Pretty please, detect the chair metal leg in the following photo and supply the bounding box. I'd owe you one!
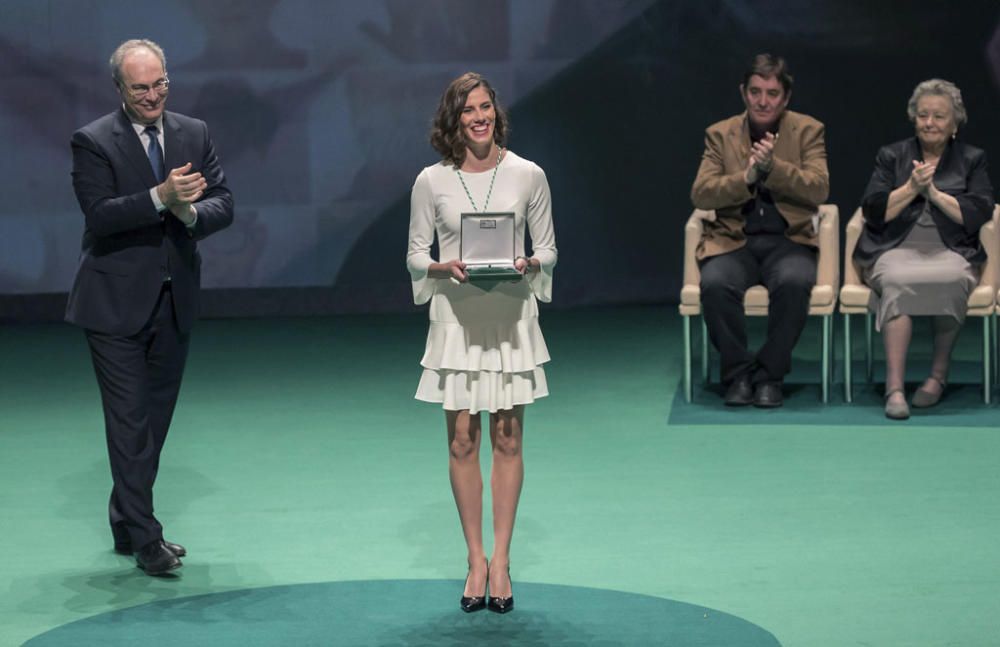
[992,313,998,385]
[844,313,853,403]
[829,314,836,387]
[821,315,830,403]
[865,311,874,383]
[984,316,992,405]
[700,316,709,384]
[683,315,693,403]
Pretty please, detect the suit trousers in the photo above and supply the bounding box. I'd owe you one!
[85,282,190,550]
[699,234,817,385]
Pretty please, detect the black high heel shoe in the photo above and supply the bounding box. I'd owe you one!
[487,563,514,614]
[460,559,488,613]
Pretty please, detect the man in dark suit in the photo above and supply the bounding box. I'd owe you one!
[66,39,233,575]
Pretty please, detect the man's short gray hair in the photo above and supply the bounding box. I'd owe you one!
[907,79,967,127]
[109,39,167,85]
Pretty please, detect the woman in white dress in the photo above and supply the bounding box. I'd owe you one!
[407,72,557,613]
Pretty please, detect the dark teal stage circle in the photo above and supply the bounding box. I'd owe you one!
[26,580,780,646]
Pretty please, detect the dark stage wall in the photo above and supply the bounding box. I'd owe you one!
[2,0,999,320]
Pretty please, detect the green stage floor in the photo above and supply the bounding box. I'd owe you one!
[1,307,998,646]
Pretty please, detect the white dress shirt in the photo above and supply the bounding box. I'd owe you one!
[126,111,197,228]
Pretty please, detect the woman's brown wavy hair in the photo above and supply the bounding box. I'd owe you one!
[430,72,509,168]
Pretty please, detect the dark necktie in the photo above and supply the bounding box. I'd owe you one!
[144,124,165,183]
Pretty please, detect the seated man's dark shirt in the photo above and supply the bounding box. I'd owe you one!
[742,128,787,236]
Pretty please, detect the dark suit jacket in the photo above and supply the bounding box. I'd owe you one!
[690,110,830,260]
[854,137,993,268]
[66,108,234,335]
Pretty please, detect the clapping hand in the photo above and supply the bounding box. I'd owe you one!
[744,132,778,184]
[908,160,936,195]
[157,162,206,224]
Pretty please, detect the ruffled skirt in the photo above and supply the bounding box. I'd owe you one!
[415,315,550,413]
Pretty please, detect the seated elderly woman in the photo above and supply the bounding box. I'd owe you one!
[854,79,994,420]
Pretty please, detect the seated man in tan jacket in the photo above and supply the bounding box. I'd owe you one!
[691,54,829,407]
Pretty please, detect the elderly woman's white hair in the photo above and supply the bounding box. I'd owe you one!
[906,79,967,127]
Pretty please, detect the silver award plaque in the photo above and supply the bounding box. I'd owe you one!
[460,212,521,283]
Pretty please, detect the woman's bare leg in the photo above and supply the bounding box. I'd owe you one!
[488,405,524,597]
[882,314,912,408]
[447,410,487,596]
[922,315,961,395]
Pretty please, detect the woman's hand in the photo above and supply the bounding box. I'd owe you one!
[514,256,536,274]
[430,259,468,282]
[908,160,936,195]
[445,259,469,282]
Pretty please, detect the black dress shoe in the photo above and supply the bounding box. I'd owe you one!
[753,382,783,408]
[724,374,754,406]
[115,538,186,557]
[460,559,488,613]
[487,565,514,614]
[135,540,182,575]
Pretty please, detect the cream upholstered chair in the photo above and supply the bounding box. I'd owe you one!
[679,204,840,403]
[839,206,998,404]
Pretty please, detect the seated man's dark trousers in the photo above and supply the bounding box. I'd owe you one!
[699,233,816,386]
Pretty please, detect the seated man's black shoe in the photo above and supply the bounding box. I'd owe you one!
[135,540,182,575]
[753,382,783,408]
[724,375,754,406]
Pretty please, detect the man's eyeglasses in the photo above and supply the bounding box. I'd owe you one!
[122,77,170,99]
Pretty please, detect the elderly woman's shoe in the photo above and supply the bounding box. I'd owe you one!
[884,389,909,420]
[460,560,487,612]
[912,377,945,408]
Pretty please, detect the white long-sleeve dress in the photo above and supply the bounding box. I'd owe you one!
[406,151,557,413]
